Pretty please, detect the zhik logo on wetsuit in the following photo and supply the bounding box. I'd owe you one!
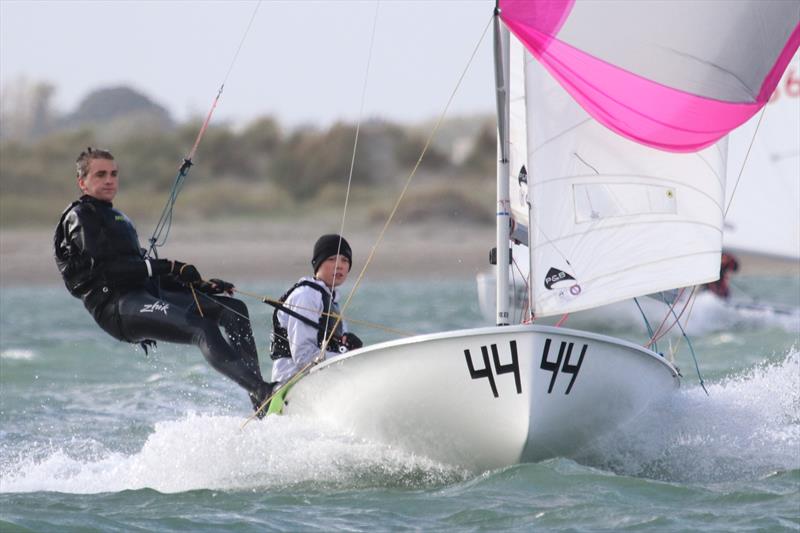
[140,301,169,315]
[544,267,575,290]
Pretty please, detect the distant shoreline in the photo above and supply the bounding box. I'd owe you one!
[3,219,796,288]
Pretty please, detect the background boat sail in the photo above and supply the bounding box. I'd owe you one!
[276,1,800,471]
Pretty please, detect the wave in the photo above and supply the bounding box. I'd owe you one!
[0,414,467,494]
[577,348,800,483]
[0,349,35,361]
[2,350,797,493]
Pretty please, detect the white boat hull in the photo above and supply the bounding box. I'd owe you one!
[282,325,679,471]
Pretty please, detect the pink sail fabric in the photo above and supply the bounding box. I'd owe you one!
[499,0,800,153]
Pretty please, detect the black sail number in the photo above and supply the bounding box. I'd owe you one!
[464,340,522,398]
[540,338,587,395]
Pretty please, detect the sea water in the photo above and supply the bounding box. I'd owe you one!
[1,279,798,531]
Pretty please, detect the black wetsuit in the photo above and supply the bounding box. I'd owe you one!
[54,195,271,405]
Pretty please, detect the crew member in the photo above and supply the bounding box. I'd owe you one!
[270,234,363,385]
[704,251,740,299]
[54,147,273,413]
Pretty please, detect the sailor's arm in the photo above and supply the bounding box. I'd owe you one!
[55,209,96,292]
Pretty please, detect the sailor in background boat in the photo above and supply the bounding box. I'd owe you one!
[270,234,363,384]
[54,147,274,415]
[703,252,740,300]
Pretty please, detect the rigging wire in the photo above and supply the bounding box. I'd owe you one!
[723,106,767,220]
[147,1,263,258]
[246,13,496,425]
[245,2,388,424]
[633,296,657,351]
[663,292,708,395]
[335,13,494,317]
[319,12,494,355]
[321,0,381,355]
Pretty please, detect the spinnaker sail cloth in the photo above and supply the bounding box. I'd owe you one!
[500,0,800,317]
[499,0,800,152]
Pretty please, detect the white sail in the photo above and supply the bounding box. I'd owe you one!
[507,35,727,318]
[724,52,800,262]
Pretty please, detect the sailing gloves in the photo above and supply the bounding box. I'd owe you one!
[340,332,363,351]
[145,258,234,293]
[199,278,235,295]
[173,261,202,284]
[146,259,202,284]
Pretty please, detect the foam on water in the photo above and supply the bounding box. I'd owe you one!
[0,414,466,494]
[579,347,800,483]
[567,291,800,337]
[0,349,36,361]
[681,293,800,336]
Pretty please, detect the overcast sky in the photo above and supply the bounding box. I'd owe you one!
[0,0,497,128]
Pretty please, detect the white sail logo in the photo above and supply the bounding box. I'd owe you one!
[140,301,169,315]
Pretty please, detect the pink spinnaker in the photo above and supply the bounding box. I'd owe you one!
[499,0,800,152]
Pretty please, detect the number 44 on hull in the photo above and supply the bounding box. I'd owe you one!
[282,325,680,471]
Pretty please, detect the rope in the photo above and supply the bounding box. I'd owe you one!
[633,296,656,351]
[245,14,495,425]
[323,1,381,351]
[645,287,698,348]
[189,284,205,317]
[663,288,699,358]
[333,13,493,327]
[663,291,708,395]
[724,106,767,219]
[233,287,412,337]
[147,1,262,258]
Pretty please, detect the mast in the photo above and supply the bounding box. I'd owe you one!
[493,8,511,326]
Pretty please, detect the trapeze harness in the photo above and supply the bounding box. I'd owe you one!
[269,280,344,360]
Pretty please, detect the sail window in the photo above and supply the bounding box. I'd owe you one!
[573,183,677,223]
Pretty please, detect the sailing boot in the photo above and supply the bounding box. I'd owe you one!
[249,381,275,419]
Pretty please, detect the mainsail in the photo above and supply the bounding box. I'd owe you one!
[498,0,800,317]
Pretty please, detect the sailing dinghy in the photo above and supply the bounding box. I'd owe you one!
[274,1,800,471]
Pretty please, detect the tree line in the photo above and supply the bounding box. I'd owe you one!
[0,84,497,227]
[1,116,497,227]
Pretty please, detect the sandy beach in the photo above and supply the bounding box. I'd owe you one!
[4,214,795,288]
[0,218,495,287]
